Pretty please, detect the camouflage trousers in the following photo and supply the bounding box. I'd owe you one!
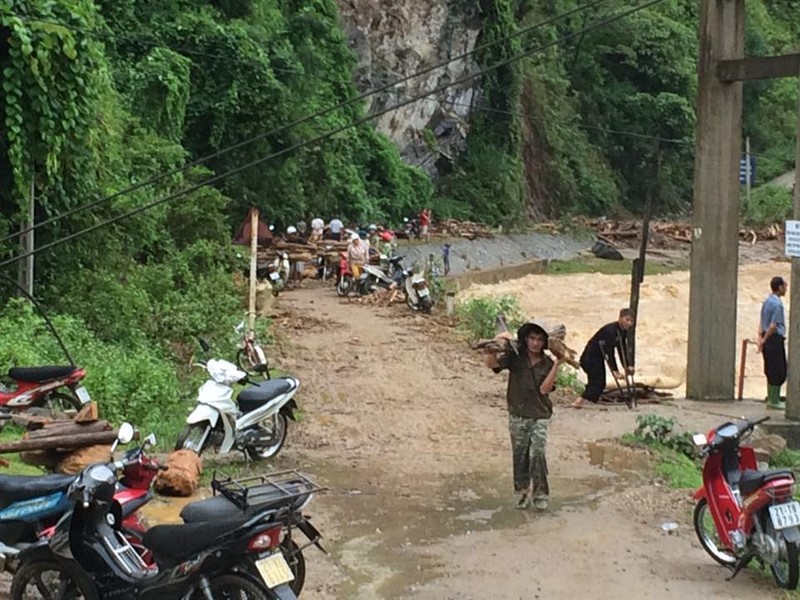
[508,415,549,498]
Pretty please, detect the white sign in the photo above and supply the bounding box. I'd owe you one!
[786,220,800,258]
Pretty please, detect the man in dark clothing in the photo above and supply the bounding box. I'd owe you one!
[486,323,561,510]
[571,308,635,408]
[758,276,787,409]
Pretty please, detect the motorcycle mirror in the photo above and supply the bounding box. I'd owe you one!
[198,337,211,353]
[692,433,708,447]
[144,433,157,448]
[117,423,135,445]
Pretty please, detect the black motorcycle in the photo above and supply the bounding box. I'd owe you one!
[10,424,320,600]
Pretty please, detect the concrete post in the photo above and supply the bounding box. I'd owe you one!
[786,74,800,421]
[687,0,745,401]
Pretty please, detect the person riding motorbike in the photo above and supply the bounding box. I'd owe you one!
[347,234,369,280]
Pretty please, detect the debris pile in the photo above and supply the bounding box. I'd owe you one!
[434,219,494,240]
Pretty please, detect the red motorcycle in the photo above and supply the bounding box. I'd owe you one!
[692,416,800,589]
[336,251,354,297]
[0,365,90,416]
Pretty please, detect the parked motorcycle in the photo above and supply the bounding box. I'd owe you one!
[0,365,91,417]
[235,321,270,379]
[384,256,433,313]
[0,431,161,572]
[10,425,301,600]
[267,251,290,297]
[692,416,800,589]
[175,340,299,460]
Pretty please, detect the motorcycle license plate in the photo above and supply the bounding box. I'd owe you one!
[269,272,280,281]
[75,386,91,405]
[769,501,800,530]
[255,553,295,589]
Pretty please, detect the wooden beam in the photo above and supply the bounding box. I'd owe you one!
[718,54,800,82]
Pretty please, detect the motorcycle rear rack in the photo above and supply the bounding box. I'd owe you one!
[211,469,326,511]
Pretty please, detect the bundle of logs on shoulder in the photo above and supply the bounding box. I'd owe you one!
[471,322,580,369]
[0,403,121,474]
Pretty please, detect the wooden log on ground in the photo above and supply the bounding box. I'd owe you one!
[25,420,112,440]
[11,414,52,430]
[20,450,64,471]
[58,445,112,474]
[0,429,119,454]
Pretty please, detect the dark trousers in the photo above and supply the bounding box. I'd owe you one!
[580,357,605,402]
[763,334,787,387]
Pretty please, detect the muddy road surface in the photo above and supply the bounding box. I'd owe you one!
[266,287,783,599]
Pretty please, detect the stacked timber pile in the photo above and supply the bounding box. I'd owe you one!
[582,218,783,249]
[434,219,494,240]
[0,403,119,474]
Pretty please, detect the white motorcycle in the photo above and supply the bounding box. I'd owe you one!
[176,341,299,460]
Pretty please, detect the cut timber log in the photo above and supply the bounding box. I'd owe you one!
[0,429,119,454]
[74,402,99,423]
[154,450,203,497]
[11,414,52,430]
[24,420,111,440]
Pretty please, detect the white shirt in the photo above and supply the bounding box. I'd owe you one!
[329,219,343,233]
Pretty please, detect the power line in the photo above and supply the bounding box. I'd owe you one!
[2,0,612,245]
[0,0,669,269]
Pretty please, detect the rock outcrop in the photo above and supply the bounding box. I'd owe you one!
[336,0,481,176]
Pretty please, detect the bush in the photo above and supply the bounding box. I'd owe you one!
[628,413,697,460]
[456,295,525,340]
[0,299,184,441]
[743,184,793,226]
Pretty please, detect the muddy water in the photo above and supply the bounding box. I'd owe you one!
[462,262,791,400]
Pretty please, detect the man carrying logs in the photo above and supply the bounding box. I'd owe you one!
[485,323,561,511]
[571,308,634,409]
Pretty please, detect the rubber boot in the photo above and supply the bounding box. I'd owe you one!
[767,385,785,410]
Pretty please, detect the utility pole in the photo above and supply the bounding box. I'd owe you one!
[17,179,34,297]
[687,0,745,401]
[786,73,800,421]
[628,138,660,366]
[248,208,260,332]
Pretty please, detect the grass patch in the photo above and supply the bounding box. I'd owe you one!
[0,424,48,476]
[546,257,680,276]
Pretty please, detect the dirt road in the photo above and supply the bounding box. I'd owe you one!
[269,286,784,599]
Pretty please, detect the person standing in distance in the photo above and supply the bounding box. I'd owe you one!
[758,276,788,410]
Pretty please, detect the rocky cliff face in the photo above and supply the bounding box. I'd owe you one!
[335,0,482,177]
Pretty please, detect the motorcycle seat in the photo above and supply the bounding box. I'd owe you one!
[739,469,795,496]
[0,474,75,506]
[143,514,259,568]
[180,480,312,523]
[237,378,295,413]
[8,366,79,383]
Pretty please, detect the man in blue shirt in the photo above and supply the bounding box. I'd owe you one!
[758,276,788,409]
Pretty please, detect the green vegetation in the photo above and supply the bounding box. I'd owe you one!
[455,295,525,341]
[545,257,682,276]
[621,413,701,489]
[0,424,45,475]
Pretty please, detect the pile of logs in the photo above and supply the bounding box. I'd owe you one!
[434,219,494,240]
[583,218,784,249]
[0,403,119,474]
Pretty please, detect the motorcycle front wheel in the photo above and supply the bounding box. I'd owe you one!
[246,413,288,460]
[336,275,352,297]
[763,509,800,589]
[693,498,737,566]
[11,559,99,600]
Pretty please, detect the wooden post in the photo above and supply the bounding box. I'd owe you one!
[248,208,260,332]
[18,177,34,297]
[786,72,800,421]
[737,338,749,401]
[687,0,745,401]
